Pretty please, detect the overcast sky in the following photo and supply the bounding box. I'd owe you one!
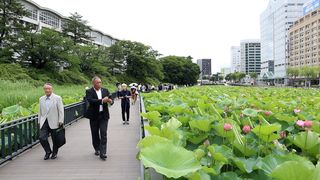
[33,0,269,73]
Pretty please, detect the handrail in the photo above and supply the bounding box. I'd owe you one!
[0,101,86,165]
[139,95,146,180]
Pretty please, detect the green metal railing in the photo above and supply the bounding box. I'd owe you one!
[0,101,86,165]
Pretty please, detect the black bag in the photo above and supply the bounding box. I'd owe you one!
[53,127,66,148]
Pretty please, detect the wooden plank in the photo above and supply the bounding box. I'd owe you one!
[0,99,141,180]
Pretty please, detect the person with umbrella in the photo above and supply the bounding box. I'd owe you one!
[119,84,131,125]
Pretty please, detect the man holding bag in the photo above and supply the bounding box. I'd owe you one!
[38,83,65,160]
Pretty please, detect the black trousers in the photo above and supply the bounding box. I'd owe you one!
[121,102,130,121]
[39,120,58,154]
[89,113,109,155]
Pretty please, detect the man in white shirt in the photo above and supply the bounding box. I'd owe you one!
[85,76,113,160]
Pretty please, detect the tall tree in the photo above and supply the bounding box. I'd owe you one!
[0,0,29,46]
[107,42,125,75]
[14,29,79,70]
[62,12,91,45]
[249,72,258,85]
[286,67,300,86]
[160,56,200,85]
[300,66,317,88]
[75,44,110,77]
[111,40,163,83]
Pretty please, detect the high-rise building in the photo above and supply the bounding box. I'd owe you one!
[240,40,261,75]
[18,0,118,47]
[230,46,241,73]
[289,2,320,68]
[260,0,308,82]
[197,59,212,77]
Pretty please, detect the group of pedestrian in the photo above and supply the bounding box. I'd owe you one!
[116,82,139,125]
[38,77,135,162]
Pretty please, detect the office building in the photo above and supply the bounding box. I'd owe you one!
[289,1,320,68]
[197,59,212,77]
[260,0,308,82]
[19,0,118,47]
[230,46,241,73]
[240,40,261,75]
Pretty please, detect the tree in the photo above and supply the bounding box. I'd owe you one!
[315,66,320,87]
[0,0,29,47]
[286,67,300,86]
[14,28,79,71]
[249,72,258,85]
[107,42,125,75]
[75,44,110,77]
[160,56,200,85]
[225,73,232,81]
[62,12,91,45]
[300,66,317,88]
[110,40,163,83]
[239,73,246,81]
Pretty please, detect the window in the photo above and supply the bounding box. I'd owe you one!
[40,11,60,29]
[27,8,37,20]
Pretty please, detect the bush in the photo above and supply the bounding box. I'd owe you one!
[0,63,35,82]
[55,70,88,85]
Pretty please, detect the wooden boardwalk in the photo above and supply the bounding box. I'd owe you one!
[0,99,141,180]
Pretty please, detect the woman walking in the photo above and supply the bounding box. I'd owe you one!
[130,86,139,105]
[119,84,131,125]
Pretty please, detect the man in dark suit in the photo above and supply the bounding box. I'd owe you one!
[85,76,113,160]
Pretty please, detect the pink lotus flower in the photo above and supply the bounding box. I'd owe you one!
[224,123,232,131]
[296,120,305,127]
[294,109,301,114]
[304,120,313,128]
[242,125,251,134]
[264,111,272,116]
[280,131,287,139]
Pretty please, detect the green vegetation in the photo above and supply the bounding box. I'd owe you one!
[287,66,320,87]
[139,86,320,179]
[0,0,200,87]
[0,79,116,123]
[0,0,200,123]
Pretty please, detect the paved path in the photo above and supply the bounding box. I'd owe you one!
[0,99,141,180]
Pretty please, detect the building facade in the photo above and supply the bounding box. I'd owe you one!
[240,40,261,75]
[19,0,118,47]
[230,46,241,73]
[288,5,320,68]
[260,0,308,82]
[197,59,212,77]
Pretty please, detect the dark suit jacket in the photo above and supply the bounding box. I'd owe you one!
[85,87,112,120]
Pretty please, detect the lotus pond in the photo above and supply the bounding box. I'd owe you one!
[138,86,320,180]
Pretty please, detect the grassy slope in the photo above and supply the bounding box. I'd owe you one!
[0,80,117,112]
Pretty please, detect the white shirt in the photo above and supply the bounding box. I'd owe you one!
[95,88,103,112]
[45,95,52,112]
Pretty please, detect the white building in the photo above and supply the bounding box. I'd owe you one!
[240,40,261,75]
[260,0,308,83]
[19,0,118,47]
[230,46,241,73]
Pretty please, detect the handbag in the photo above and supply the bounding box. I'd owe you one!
[53,127,66,148]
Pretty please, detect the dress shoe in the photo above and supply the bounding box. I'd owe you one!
[94,150,100,156]
[100,154,107,160]
[44,152,52,160]
[51,153,58,159]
